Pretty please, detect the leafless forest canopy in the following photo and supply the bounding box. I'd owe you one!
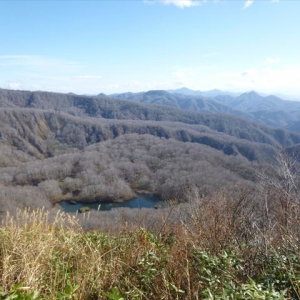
[0,88,299,227]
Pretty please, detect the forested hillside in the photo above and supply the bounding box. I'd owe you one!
[0,88,299,223]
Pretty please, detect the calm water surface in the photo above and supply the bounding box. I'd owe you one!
[58,194,163,213]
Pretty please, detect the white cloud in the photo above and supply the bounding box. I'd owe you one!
[145,0,200,8]
[0,55,80,81]
[0,55,92,93]
[122,80,142,88]
[0,55,77,68]
[75,75,103,80]
[242,0,277,10]
[240,69,258,78]
[243,0,253,9]
[171,69,192,86]
[8,81,21,89]
[266,57,280,64]
[172,71,186,79]
[174,79,190,87]
[218,66,300,96]
[0,55,31,60]
[260,67,300,92]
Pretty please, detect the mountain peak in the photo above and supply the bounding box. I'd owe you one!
[168,87,240,98]
[244,90,260,96]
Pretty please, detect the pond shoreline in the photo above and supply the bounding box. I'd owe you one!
[57,193,163,213]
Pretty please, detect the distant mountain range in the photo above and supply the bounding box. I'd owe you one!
[165,87,298,101]
[109,88,300,131]
[166,87,241,98]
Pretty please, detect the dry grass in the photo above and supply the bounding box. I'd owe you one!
[0,180,300,299]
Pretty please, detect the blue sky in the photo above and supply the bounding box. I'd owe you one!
[0,0,299,97]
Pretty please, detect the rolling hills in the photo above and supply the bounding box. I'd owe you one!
[0,87,299,221]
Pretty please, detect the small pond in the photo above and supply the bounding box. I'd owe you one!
[58,193,163,213]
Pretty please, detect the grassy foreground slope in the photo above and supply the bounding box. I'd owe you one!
[1,155,300,300]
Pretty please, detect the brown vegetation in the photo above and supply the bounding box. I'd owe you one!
[0,154,299,299]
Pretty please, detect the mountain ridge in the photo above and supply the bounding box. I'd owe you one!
[110,88,300,131]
